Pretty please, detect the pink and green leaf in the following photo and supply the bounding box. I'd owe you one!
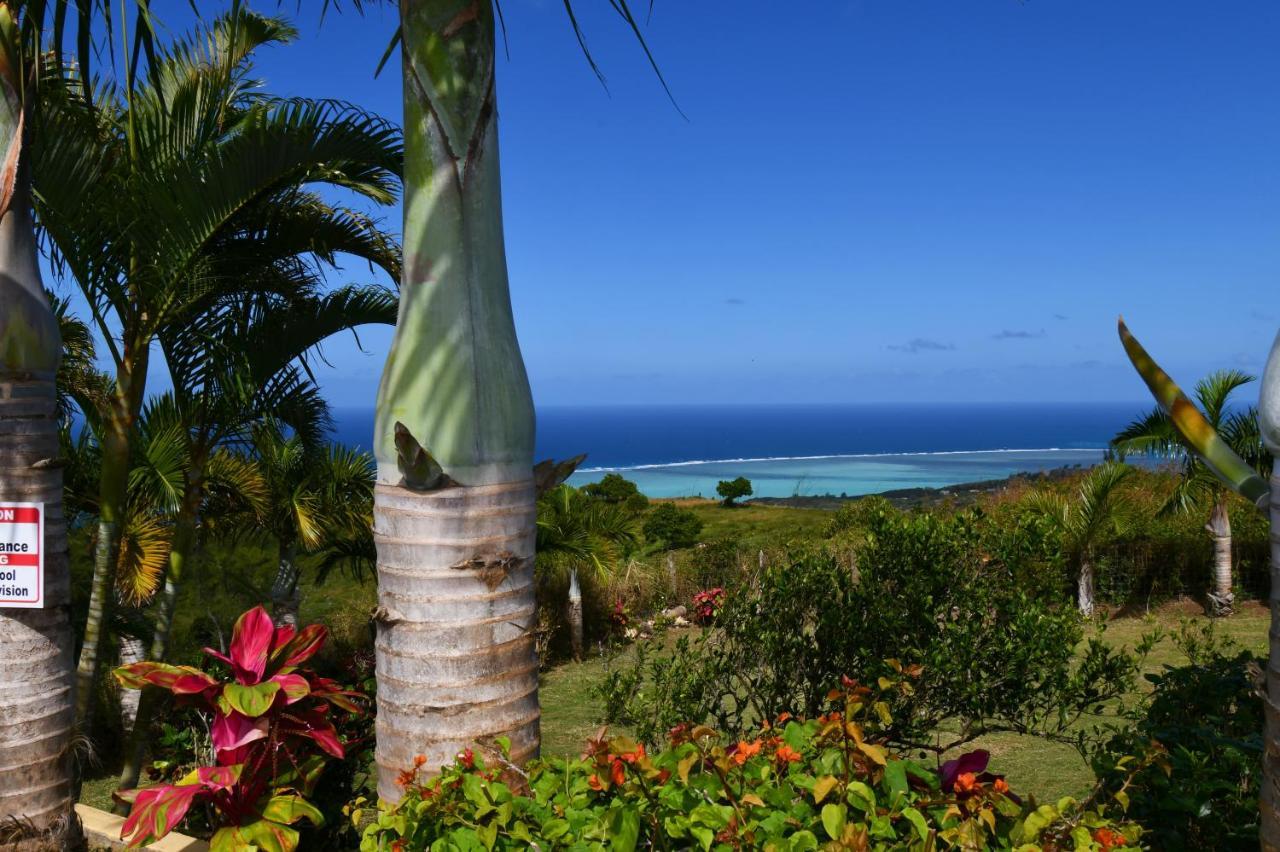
[220,605,277,684]
[121,766,242,847]
[114,661,218,695]
[211,710,268,754]
[269,623,328,670]
[269,672,311,704]
[1118,317,1270,510]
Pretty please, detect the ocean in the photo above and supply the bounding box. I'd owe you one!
[330,403,1143,499]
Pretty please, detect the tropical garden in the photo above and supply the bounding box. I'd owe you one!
[0,2,1277,851]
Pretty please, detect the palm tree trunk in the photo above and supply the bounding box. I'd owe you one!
[270,542,300,629]
[372,2,537,801]
[0,178,75,840]
[1263,471,1280,849]
[116,632,145,737]
[1205,498,1234,616]
[567,568,584,661]
[1077,558,1095,616]
[74,361,145,730]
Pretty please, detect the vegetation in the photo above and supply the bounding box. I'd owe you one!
[583,473,651,513]
[643,502,704,550]
[358,677,1143,851]
[716,476,754,507]
[1112,369,1272,615]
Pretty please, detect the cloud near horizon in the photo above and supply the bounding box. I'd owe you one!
[992,329,1047,340]
[888,338,956,353]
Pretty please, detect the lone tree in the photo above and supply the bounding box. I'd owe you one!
[582,472,649,513]
[643,502,703,550]
[717,476,753,507]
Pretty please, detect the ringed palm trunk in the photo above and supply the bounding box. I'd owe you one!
[371,1,537,800]
[1077,557,1095,617]
[0,177,75,841]
[567,568,584,661]
[74,358,146,729]
[1205,497,1234,616]
[269,541,301,630]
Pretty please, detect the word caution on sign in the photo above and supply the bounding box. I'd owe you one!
[0,503,43,609]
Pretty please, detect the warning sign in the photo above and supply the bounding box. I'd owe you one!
[0,503,43,608]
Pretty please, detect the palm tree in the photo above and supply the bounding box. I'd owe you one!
[536,484,639,660]
[238,422,376,630]
[1025,462,1133,616]
[1117,319,1276,847]
[32,7,402,730]
[366,0,672,796]
[1111,371,1270,615]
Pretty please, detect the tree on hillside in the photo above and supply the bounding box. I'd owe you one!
[536,484,638,660]
[1025,462,1132,616]
[33,7,402,731]
[643,502,704,550]
[717,476,753,507]
[1111,370,1270,616]
[582,472,649,513]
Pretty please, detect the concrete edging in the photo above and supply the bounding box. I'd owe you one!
[75,804,209,851]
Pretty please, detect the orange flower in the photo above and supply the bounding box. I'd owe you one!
[731,739,762,766]
[1093,828,1127,849]
[610,758,626,785]
[775,745,803,764]
[656,769,672,785]
[588,773,604,791]
[992,777,1009,795]
[775,712,793,724]
[414,754,428,768]
[396,768,416,788]
[953,772,980,795]
[620,744,646,765]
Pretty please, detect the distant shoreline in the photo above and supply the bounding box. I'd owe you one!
[748,464,1098,510]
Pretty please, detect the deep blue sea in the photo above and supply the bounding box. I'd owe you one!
[331,403,1143,499]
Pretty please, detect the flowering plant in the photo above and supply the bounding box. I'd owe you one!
[691,586,724,624]
[113,606,363,850]
[358,675,1143,850]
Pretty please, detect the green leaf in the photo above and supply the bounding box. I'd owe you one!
[260,794,324,827]
[211,820,300,852]
[608,807,641,852]
[1118,317,1269,509]
[902,807,930,842]
[821,803,847,840]
[220,681,281,718]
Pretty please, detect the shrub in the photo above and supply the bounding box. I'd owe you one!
[113,606,365,850]
[356,678,1142,850]
[582,473,650,513]
[1092,622,1262,850]
[643,502,703,550]
[716,476,753,507]
[601,509,1151,752]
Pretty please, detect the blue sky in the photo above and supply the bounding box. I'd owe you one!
[53,0,1280,407]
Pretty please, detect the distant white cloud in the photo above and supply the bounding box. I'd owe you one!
[888,338,956,353]
[992,329,1046,340]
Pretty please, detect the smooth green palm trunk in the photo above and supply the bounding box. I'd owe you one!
[372,0,538,799]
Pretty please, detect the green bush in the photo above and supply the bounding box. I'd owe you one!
[356,678,1142,851]
[583,473,651,514]
[716,476,753,507]
[644,502,704,550]
[1092,622,1262,850]
[601,508,1150,753]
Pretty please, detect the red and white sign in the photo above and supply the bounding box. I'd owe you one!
[0,503,43,608]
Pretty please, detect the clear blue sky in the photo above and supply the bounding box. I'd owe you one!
[54,0,1280,407]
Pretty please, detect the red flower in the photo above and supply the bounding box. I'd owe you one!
[610,758,626,786]
[1093,828,1127,849]
[992,777,1009,795]
[458,748,475,769]
[953,772,980,795]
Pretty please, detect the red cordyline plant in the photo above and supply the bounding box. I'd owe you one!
[692,587,725,625]
[113,606,363,850]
